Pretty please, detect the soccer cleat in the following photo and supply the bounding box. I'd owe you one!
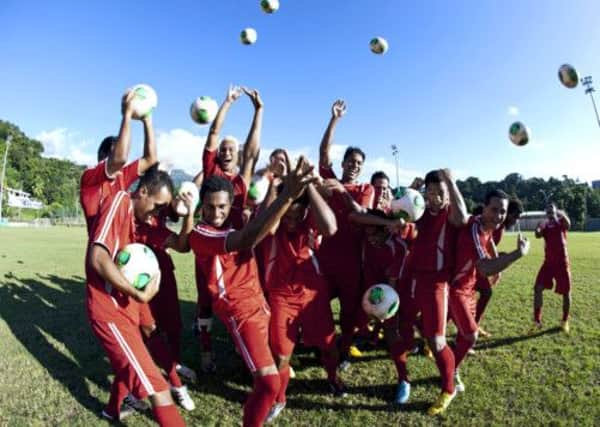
[467,348,476,356]
[200,352,217,373]
[478,327,491,338]
[423,342,434,359]
[329,378,348,398]
[123,393,150,412]
[454,371,465,393]
[394,380,411,404]
[176,363,197,383]
[560,320,570,334]
[264,401,286,423]
[337,358,351,373]
[528,321,543,335]
[427,391,457,416]
[348,345,364,358]
[101,406,135,422]
[171,385,196,411]
[288,365,296,379]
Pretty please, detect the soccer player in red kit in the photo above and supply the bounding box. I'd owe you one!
[449,190,530,395]
[258,177,346,423]
[406,169,469,416]
[371,171,393,213]
[188,158,316,427]
[318,99,374,363]
[474,199,523,337]
[80,91,157,234]
[531,203,572,334]
[86,168,186,426]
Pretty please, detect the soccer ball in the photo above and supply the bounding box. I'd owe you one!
[362,284,400,321]
[260,0,279,13]
[241,28,258,45]
[390,188,425,222]
[174,181,200,216]
[116,243,160,290]
[190,96,219,125]
[508,121,529,146]
[248,174,270,204]
[558,64,579,89]
[126,84,158,119]
[370,37,388,55]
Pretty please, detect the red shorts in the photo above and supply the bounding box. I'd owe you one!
[139,302,156,328]
[268,292,335,356]
[217,303,274,373]
[448,290,478,336]
[414,272,449,338]
[90,318,169,399]
[149,270,182,333]
[535,263,571,295]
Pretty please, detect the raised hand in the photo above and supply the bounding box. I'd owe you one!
[517,233,530,256]
[283,156,318,200]
[410,177,425,190]
[331,99,346,119]
[440,168,454,183]
[121,90,136,118]
[226,84,243,103]
[242,87,264,110]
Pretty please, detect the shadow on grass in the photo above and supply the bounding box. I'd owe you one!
[475,327,561,351]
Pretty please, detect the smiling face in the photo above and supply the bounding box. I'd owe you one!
[201,190,232,228]
[482,197,508,231]
[133,185,173,223]
[218,138,239,173]
[425,181,448,213]
[341,151,364,183]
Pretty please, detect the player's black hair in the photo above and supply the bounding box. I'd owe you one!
[343,146,366,162]
[97,136,118,162]
[484,189,509,205]
[136,165,174,196]
[276,182,309,207]
[508,198,524,217]
[472,205,484,216]
[200,175,234,203]
[424,170,443,187]
[370,171,390,185]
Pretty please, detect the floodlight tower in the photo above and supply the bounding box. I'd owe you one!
[0,134,12,223]
[581,76,600,128]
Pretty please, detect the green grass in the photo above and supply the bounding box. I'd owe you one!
[0,227,599,426]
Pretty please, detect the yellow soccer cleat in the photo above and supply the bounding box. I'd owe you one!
[348,345,364,358]
[560,320,570,334]
[478,326,491,338]
[423,341,434,359]
[528,321,543,335]
[427,391,457,416]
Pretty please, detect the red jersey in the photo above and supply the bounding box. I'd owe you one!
[540,218,569,265]
[80,159,140,233]
[202,149,248,229]
[85,190,139,324]
[135,215,176,272]
[492,223,505,245]
[362,234,409,288]
[259,217,326,302]
[407,206,459,279]
[452,216,494,294]
[189,222,265,317]
[318,165,375,267]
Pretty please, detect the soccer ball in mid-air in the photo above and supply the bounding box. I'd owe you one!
[190,96,219,125]
[116,243,160,290]
[260,0,279,13]
[248,174,270,204]
[241,28,258,45]
[174,181,200,216]
[126,84,158,119]
[558,64,579,89]
[390,188,425,222]
[370,37,388,55]
[362,284,400,321]
[509,121,529,146]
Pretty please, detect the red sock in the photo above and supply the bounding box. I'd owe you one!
[104,378,128,418]
[434,345,455,394]
[453,335,473,369]
[389,341,409,382]
[145,334,182,388]
[276,366,290,403]
[534,307,542,323]
[152,404,185,427]
[475,293,491,324]
[243,374,280,427]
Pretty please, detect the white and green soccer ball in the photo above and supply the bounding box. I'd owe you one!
[508,121,529,146]
[558,64,579,89]
[362,284,400,321]
[116,243,160,290]
[370,37,388,55]
[260,0,279,13]
[241,28,258,45]
[248,174,270,204]
[175,181,200,216]
[190,96,219,125]
[126,84,158,119]
[390,188,425,222]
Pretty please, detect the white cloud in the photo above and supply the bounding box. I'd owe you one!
[35,128,95,166]
[507,106,519,116]
[156,128,205,175]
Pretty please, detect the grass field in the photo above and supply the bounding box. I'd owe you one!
[0,227,599,426]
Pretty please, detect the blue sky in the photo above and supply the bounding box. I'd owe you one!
[1,0,599,184]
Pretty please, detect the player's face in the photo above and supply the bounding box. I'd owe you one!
[365,225,388,247]
[202,191,232,228]
[483,197,508,230]
[134,185,173,223]
[372,177,389,191]
[341,153,364,182]
[546,204,557,219]
[281,203,307,233]
[218,140,239,173]
[269,152,288,177]
[425,182,448,212]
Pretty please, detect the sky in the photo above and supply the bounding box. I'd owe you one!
[1,0,599,185]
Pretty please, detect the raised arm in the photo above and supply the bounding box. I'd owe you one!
[205,85,243,152]
[476,234,530,277]
[107,91,135,176]
[307,183,337,238]
[319,100,346,169]
[441,168,469,227]
[558,210,571,230]
[240,88,264,185]
[137,114,158,174]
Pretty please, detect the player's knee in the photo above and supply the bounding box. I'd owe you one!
[432,335,447,353]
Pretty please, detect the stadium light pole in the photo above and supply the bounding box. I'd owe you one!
[0,134,12,224]
[581,76,600,128]
[391,144,400,187]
